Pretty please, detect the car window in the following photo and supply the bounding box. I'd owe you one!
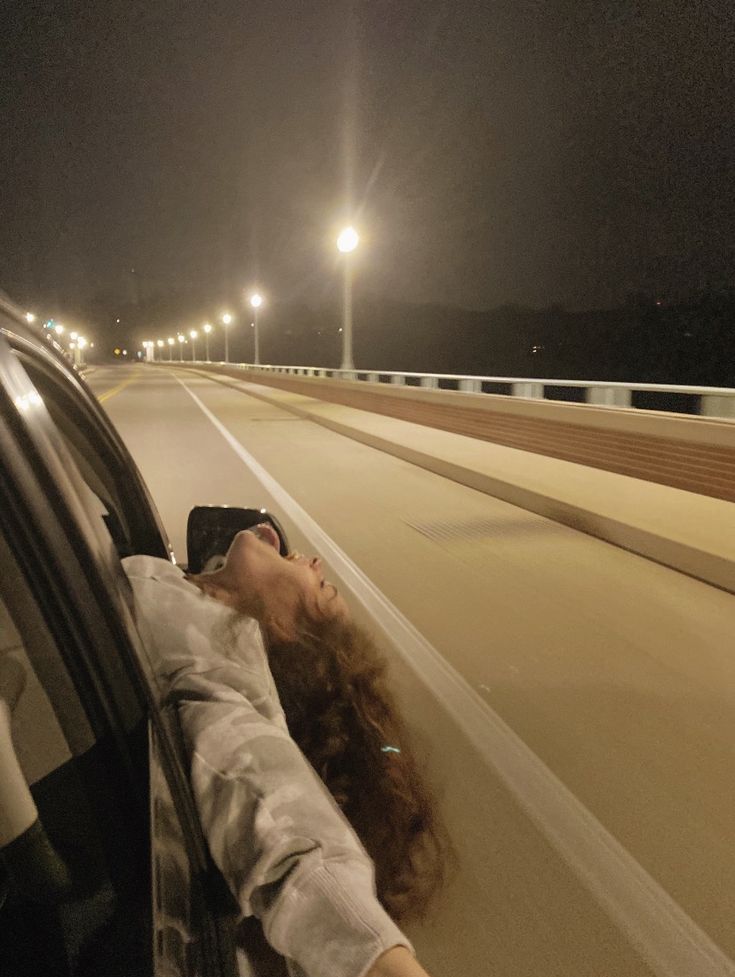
[0,568,78,788]
[11,339,169,561]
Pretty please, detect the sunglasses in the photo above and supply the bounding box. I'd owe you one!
[185,505,290,573]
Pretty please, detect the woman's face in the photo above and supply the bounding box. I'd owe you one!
[210,525,350,639]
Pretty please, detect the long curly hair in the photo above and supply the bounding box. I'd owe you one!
[264,614,451,923]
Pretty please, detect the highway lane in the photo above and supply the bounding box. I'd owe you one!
[90,364,735,977]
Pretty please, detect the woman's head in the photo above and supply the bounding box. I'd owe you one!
[189,525,350,640]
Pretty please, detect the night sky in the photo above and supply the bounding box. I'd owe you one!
[2,0,733,331]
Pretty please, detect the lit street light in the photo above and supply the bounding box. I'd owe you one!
[249,293,263,365]
[336,226,359,371]
[25,312,36,324]
[189,329,198,361]
[203,322,212,361]
[177,334,185,361]
[221,312,233,363]
[167,337,175,361]
[157,339,164,362]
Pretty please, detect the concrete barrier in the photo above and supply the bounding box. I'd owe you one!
[174,364,735,505]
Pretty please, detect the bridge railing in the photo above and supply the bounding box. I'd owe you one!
[218,363,735,419]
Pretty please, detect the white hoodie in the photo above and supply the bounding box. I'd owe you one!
[123,555,411,977]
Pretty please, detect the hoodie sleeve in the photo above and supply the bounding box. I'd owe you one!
[123,557,412,977]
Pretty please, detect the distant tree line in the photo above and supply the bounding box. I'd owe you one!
[101,287,733,389]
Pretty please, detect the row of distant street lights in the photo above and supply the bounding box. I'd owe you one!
[142,225,360,370]
[24,312,94,365]
[142,294,261,365]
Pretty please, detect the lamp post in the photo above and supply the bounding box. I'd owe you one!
[249,293,263,365]
[336,226,359,371]
[203,323,212,361]
[221,312,233,362]
[157,339,164,362]
[167,337,175,361]
[189,329,198,361]
[177,334,185,361]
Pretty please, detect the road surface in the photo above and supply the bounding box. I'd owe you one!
[89,364,735,977]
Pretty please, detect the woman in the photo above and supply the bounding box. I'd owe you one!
[123,523,449,977]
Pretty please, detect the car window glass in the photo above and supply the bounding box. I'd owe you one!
[0,603,71,787]
[13,349,136,557]
[0,534,95,764]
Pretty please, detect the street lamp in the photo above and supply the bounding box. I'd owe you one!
[189,329,198,361]
[157,339,164,362]
[167,337,175,361]
[336,226,359,371]
[25,312,36,324]
[221,312,233,363]
[203,323,212,361]
[249,293,263,365]
[177,334,185,361]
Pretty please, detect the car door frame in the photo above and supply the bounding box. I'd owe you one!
[0,307,238,976]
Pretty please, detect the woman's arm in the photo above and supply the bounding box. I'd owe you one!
[171,667,414,977]
[365,946,429,977]
[367,947,433,977]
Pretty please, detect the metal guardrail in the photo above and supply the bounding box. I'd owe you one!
[203,362,735,419]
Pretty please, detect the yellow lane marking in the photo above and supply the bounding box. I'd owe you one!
[97,374,143,403]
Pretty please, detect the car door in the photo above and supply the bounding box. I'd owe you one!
[0,307,239,976]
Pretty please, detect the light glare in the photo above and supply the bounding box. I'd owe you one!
[337,226,359,253]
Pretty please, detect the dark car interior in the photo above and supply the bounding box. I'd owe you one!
[0,531,151,977]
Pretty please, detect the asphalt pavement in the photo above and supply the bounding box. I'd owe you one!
[89,365,735,977]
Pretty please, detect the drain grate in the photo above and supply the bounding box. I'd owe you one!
[405,514,567,543]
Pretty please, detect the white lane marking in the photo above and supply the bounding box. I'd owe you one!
[179,375,735,977]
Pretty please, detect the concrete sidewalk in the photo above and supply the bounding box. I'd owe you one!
[191,367,735,594]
